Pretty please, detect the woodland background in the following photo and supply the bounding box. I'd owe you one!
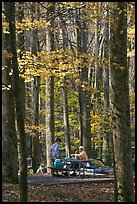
[2,2,135,202]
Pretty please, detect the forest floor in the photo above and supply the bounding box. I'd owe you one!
[2,173,135,202]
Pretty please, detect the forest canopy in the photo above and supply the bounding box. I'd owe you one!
[2,2,135,202]
[2,1,135,160]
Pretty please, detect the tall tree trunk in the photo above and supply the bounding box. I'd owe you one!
[60,15,71,158]
[78,8,92,158]
[8,2,28,201]
[46,76,54,172]
[76,8,83,146]
[78,91,83,146]
[62,76,71,157]
[2,3,18,184]
[103,8,109,110]
[30,2,41,173]
[102,7,112,166]
[94,3,103,159]
[45,2,55,173]
[32,76,41,172]
[110,2,134,202]
[95,3,102,105]
[17,1,27,172]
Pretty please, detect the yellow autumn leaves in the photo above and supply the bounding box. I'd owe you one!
[18,49,92,81]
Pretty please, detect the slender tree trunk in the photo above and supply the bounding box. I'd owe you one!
[103,8,109,110]
[94,4,103,159]
[46,76,54,172]
[30,2,41,173]
[17,1,27,173]
[78,90,83,146]
[76,8,83,146]
[25,80,34,159]
[110,2,134,202]
[8,2,28,201]
[2,3,18,184]
[32,76,41,172]
[60,16,71,158]
[95,4,102,105]
[62,76,71,157]
[102,8,112,166]
[79,8,92,158]
[45,2,55,173]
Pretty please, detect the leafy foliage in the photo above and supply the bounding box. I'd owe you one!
[2,1,135,168]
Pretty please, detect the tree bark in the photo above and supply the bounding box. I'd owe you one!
[95,3,102,105]
[76,8,83,146]
[102,7,112,166]
[8,2,28,201]
[77,7,92,158]
[45,2,55,173]
[94,5,101,159]
[32,76,41,172]
[110,2,134,202]
[2,2,18,184]
[60,14,71,158]
[62,76,71,157]
[46,76,54,172]
[30,2,41,173]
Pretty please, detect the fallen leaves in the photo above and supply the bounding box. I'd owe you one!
[2,181,114,202]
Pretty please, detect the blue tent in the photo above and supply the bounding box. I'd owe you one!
[86,159,113,174]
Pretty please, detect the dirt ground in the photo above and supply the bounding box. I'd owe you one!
[2,173,135,202]
[2,181,114,202]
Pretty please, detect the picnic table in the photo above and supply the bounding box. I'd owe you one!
[48,158,96,178]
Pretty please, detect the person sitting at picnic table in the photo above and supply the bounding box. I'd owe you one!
[71,146,88,160]
[70,146,88,176]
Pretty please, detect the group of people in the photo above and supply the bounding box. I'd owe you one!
[50,137,88,162]
[50,137,88,176]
